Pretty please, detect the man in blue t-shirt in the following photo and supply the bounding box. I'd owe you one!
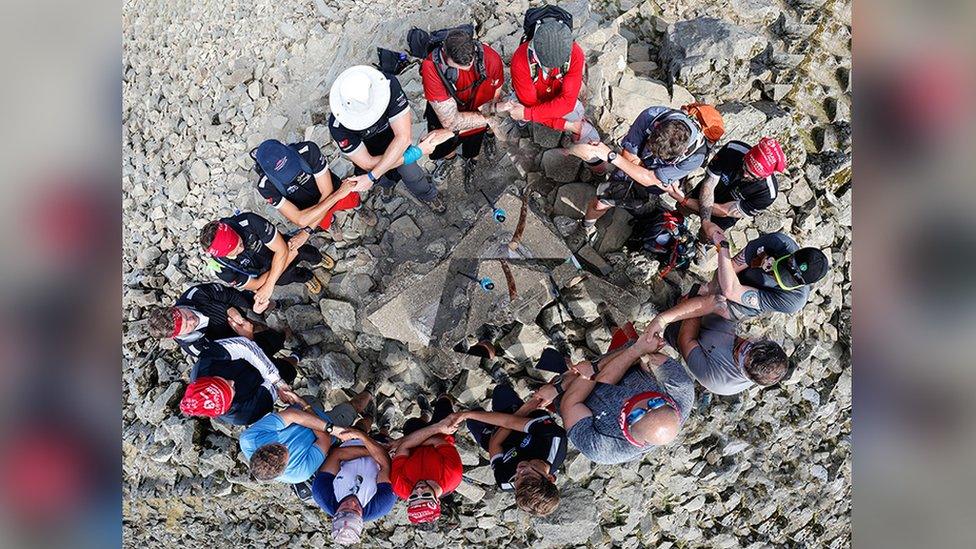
[566,106,708,241]
[311,429,396,545]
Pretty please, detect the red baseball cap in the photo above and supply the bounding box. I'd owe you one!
[207,223,241,257]
[743,137,787,178]
[180,377,233,417]
[407,497,441,524]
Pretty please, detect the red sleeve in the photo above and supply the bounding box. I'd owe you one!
[524,43,585,129]
[421,57,450,103]
[435,444,463,494]
[390,455,413,500]
[510,42,537,107]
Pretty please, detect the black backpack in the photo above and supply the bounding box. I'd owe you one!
[627,209,698,276]
[521,5,574,79]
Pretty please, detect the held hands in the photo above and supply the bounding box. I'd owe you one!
[504,102,526,121]
[634,326,666,355]
[568,141,611,162]
[344,173,374,194]
[334,427,365,442]
[440,412,468,434]
[532,384,558,407]
[288,229,310,251]
[700,220,726,245]
[227,308,255,338]
[252,286,273,314]
[570,360,596,381]
[418,128,455,155]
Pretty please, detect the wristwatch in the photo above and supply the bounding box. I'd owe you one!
[302,226,314,234]
[606,150,618,162]
[325,422,334,434]
[717,240,730,250]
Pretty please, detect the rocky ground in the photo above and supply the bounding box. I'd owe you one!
[122,0,852,547]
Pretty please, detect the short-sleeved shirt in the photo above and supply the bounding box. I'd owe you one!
[256,141,339,210]
[682,315,753,396]
[490,411,567,491]
[312,471,396,521]
[566,361,694,465]
[239,412,324,484]
[730,233,811,320]
[422,44,504,137]
[173,283,254,358]
[390,439,463,499]
[616,107,707,186]
[209,212,279,287]
[191,356,273,425]
[328,74,410,157]
[692,140,779,230]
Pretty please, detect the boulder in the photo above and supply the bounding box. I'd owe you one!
[533,486,600,547]
[319,298,357,331]
[661,17,768,102]
[542,149,582,183]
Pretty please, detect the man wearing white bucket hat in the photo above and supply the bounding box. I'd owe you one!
[329,65,447,213]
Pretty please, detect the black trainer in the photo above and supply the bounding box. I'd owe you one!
[292,479,314,504]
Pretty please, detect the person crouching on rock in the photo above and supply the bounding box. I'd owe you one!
[177,338,305,426]
[444,368,567,516]
[240,389,374,502]
[328,65,451,214]
[200,211,330,310]
[252,138,372,241]
[498,8,600,152]
[421,29,505,189]
[553,326,695,465]
[567,106,708,242]
[643,229,831,335]
[146,282,287,360]
[311,427,396,545]
[387,393,463,525]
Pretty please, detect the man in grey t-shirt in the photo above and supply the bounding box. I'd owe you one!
[664,313,790,395]
[556,327,695,465]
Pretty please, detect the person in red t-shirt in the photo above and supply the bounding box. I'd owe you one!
[388,394,463,525]
[421,31,505,188]
[499,19,600,150]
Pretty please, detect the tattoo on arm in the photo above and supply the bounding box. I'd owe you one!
[742,289,760,309]
[699,175,718,222]
[430,100,488,132]
[732,250,747,266]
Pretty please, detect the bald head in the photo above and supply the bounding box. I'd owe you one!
[629,407,681,445]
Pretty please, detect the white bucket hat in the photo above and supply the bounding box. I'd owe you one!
[329,65,391,131]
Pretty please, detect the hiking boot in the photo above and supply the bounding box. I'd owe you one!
[416,394,433,419]
[483,134,497,160]
[304,277,323,296]
[316,254,336,271]
[430,156,457,184]
[488,362,512,385]
[581,222,598,243]
[379,183,396,202]
[292,479,314,504]
[356,209,378,228]
[375,398,396,434]
[548,327,573,359]
[462,158,478,191]
[426,195,447,214]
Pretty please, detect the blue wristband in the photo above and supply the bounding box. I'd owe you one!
[403,145,422,165]
[366,171,376,182]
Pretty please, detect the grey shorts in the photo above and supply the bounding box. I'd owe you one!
[322,402,358,428]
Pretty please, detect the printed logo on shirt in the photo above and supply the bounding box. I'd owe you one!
[275,157,287,171]
[266,196,275,204]
[519,435,533,449]
[339,139,350,148]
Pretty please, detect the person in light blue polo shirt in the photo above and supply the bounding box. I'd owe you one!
[240,391,372,490]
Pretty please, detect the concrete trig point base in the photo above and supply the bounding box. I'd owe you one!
[363,188,642,373]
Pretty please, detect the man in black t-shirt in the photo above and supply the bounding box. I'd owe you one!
[200,211,325,313]
[446,382,567,516]
[673,137,786,230]
[179,337,306,426]
[328,65,446,213]
[253,139,370,235]
[146,282,286,359]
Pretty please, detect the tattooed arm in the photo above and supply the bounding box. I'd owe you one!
[711,200,747,219]
[697,173,720,222]
[430,99,491,133]
[701,221,761,310]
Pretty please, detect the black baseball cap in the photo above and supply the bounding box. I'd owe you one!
[772,247,829,289]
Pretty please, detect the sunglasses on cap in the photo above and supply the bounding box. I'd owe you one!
[772,254,807,291]
[625,397,676,427]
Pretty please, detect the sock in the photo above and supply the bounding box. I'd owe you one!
[583,219,596,228]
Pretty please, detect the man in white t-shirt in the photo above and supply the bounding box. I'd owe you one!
[311,429,395,545]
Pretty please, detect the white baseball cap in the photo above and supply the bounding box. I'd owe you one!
[329,65,391,131]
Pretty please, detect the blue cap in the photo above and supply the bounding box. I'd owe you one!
[255,140,312,190]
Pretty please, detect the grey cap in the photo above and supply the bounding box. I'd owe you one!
[531,20,573,68]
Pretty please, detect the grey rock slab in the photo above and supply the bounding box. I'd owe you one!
[541,148,582,183]
[319,298,357,331]
[553,183,596,219]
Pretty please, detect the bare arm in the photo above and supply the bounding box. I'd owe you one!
[254,232,291,299]
[277,181,355,229]
[392,420,451,458]
[430,99,490,132]
[608,154,666,189]
[558,372,595,431]
[592,345,645,386]
[320,445,370,474]
[367,111,412,180]
[676,315,702,358]
[276,407,332,432]
[697,173,720,222]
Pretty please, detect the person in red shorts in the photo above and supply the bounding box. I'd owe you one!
[421,30,505,188]
[253,139,374,237]
[388,394,463,525]
[499,15,600,151]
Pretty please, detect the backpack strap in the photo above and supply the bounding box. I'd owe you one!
[641,109,707,166]
[433,44,487,111]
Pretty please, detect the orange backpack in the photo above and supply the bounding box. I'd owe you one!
[682,103,725,143]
